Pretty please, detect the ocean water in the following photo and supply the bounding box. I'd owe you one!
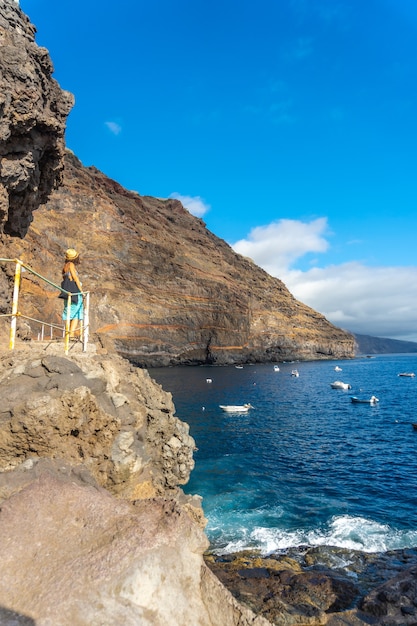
[151,355,417,556]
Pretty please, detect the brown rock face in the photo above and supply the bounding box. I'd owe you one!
[2,152,355,366]
[0,3,353,365]
[0,345,197,499]
[0,0,73,237]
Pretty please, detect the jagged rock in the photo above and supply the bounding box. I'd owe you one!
[206,552,359,625]
[0,4,409,626]
[207,548,417,626]
[1,152,355,366]
[0,0,73,237]
[360,564,417,625]
[0,344,197,499]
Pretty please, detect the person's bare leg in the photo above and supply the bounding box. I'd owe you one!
[69,318,78,338]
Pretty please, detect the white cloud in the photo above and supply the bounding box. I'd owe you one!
[169,193,210,217]
[105,121,122,136]
[285,263,417,342]
[231,219,417,343]
[233,218,329,277]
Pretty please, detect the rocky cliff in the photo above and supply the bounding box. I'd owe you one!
[0,3,354,366]
[0,150,355,365]
[0,343,197,500]
[0,0,73,237]
[354,333,417,355]
[1,344,416,626]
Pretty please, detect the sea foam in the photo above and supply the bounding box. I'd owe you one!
[213,515,417,555]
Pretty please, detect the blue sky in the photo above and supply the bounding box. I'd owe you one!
[20,0,417,341]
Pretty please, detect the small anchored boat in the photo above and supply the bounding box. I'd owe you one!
[398,372,415,377]
[335,366,342,372]
[273,365,280,372]
[219,403,253,413]
[351,395,379,405]
[291,369,299,377]
[330,381,351,390]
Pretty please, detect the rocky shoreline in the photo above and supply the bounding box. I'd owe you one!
[205,546,417,625]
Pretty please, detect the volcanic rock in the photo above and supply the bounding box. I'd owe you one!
[0,4,409,626]
[0,0,73,237]
[0,342,274,626]
[360,564,417,625]
[0,343,198,499]
[0,2,354,367]
[207,548,417,626]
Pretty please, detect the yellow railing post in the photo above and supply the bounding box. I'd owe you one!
[64,294,71,355]
[9,259,21,350]
[83,291,90,352]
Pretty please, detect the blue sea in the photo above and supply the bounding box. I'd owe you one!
[151,355,417,556]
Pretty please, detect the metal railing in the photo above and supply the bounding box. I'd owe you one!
[0,258,90,355]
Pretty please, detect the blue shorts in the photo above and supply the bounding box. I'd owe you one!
[62,297,84,321]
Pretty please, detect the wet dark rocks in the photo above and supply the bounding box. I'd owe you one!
[205,546,417,625]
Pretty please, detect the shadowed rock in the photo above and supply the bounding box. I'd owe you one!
[206,548,417,626]
[0,0,73,237]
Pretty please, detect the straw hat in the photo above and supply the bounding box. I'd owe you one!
[65,248,79,261]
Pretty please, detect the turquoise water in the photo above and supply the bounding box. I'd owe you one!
[151,355,417,555]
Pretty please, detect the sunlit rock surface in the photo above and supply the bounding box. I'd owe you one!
[0,0,354,367]
[0,344,197,499]
[0,458,271,626]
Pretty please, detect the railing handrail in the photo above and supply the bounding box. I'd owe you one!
[0,257,90,354]
[0,257,85,296]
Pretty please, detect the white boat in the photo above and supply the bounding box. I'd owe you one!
[235,365,243,369]
[330,381,351,390]
[350,395,379,405]
[273,365,280,372]
[219,403,253,413]
[291,369,299,377]
[335,366,342,372]
[398,372,415,377]
[206,378,212,383]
